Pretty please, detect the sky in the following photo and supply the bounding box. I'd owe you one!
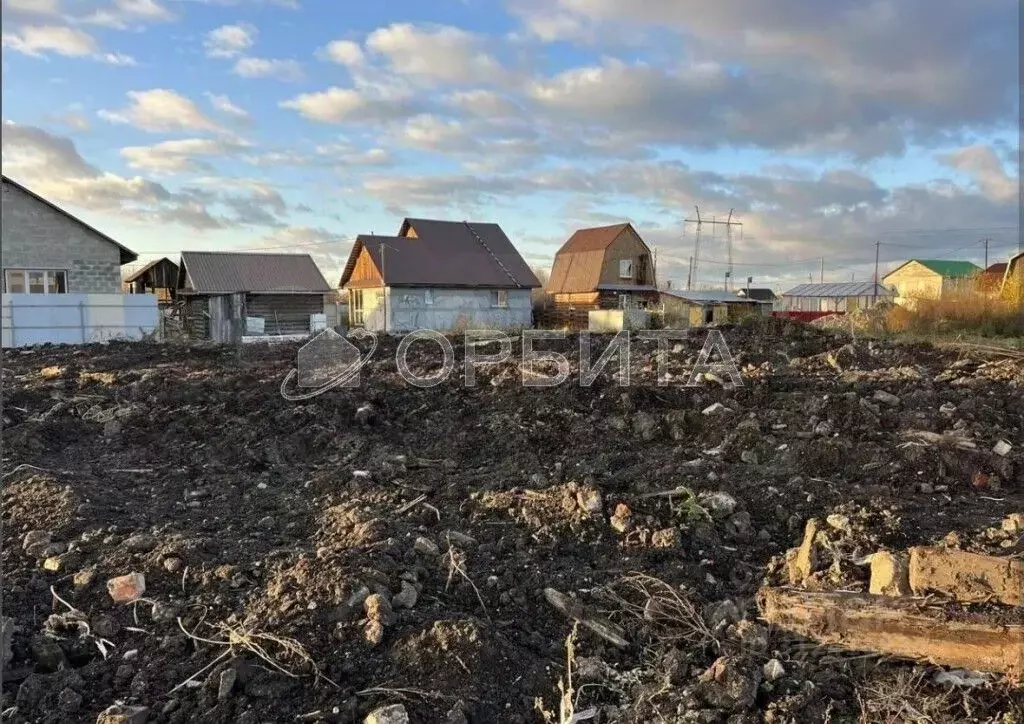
[1,0,1020,291]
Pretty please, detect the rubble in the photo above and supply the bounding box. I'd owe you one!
[1,325,1020,722]
[106,573,146,603]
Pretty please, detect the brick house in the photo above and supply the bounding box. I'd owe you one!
[545,223,658,310]
[2,175,138,294]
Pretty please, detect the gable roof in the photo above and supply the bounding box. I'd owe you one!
[546,222,648,294]
[178,251,331,294]
[885,259,982,280]
[2,174,138,265]
[340,219,540,289]
[983,262,1008,276]
[664,289,762,304]
[123,256,179,284]
[783,281,894,298]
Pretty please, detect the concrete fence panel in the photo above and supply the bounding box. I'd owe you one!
[2,293,159,347]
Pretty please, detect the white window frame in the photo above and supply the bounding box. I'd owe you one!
[491,289,509,308]
[4,269,68,294]
[619,259,633,279]
[424,289,434,306]
[350,289,364,325]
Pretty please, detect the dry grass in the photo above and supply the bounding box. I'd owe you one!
[886,287,1023,339]
[596,573,716,649]
[855,669,959,724]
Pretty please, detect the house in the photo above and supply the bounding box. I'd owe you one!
[545,223,658,310]
[176,251,332,341]
[661,290,767,328]
[779,281,895,314]
[882,259,981,301]
[123,257,179,304]
[339,218,541,333]
[2,175,137,295]
[977,262,1008,294]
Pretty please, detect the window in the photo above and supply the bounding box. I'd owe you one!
[491,289,509,308]
[4,269,66,294]
[350,289,364,325]
[619,293,631,309]
[619,259,633,279]
[424,289,434,306]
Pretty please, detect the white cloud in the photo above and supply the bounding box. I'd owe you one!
[83,0,175,28]
[2,0,61,17]
[280,86,413,123]
[940,145,1017,203]
[233,56,304,81]
[2,25,97,57]
[365,23,508,85]
[100,52,137,65]
[204,23,256,58]
[99,88,223,133]
[120,137,247,172]
[321,39,364,66]
[205,92,251,122]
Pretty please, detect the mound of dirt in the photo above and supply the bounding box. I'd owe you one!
[1,322,1021,723]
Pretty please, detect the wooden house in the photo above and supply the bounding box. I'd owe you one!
[123,257,179,304]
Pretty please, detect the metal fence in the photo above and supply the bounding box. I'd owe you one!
[2,293,159,347]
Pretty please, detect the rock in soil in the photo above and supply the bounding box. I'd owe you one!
[364,704,409,724]
[96,704,150,724]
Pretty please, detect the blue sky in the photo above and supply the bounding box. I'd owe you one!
[2,0,1019,290]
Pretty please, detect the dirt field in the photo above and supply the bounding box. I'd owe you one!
[2,318,1022,723]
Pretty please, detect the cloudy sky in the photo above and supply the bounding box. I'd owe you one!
[2,0,1020,289]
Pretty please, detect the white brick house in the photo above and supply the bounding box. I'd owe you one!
[2,175,138,295]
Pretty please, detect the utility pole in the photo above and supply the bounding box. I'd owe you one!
[982,238,990,269]
[686,256,694,290]
[873,241,881,304]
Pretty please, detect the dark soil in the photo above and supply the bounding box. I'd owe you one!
[2,318,1022,723]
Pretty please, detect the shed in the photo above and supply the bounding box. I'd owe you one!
[882,259,981,301]
[177,251,331,341]
[1001,251,1022,302]
[779,281,895,313]
[339,218,540,333]
[124,257,179,304]
[546,223,658,310]
[661,290,767,328]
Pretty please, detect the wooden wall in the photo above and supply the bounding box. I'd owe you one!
[246,294,325,335]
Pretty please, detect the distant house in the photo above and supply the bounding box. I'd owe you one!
[780,281,895,314]
[177,251,331,341]
[736,287,778,305]
[661,290,768,328]
[339,218,541,333]
[546,223,658,310]
[1002,251,1023,302]
[2,175,137,295]
[882,259,981,301]
[124,257,179,304]
[977,262,1008,294]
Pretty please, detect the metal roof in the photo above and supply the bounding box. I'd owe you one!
[3,174,138,265]
[340,219,541,289]
[663,289,763,304]
[179,251,331,294]
[737,288,777,301]
[783,281,894,298]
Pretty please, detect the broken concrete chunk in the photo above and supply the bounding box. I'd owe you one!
[908,547,1022,607]
[873,390,901,406]
[96,704,150,724]
[787,518,819,585]
[869,551,911,597]
[217,668,237,700]
[413,536,440,557]
[364,704,409,724]
[763,658,786,682]
[701,402,730,416]
[107,573,146,603]
[993,439,1012,457]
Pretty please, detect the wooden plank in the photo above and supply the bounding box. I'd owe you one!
[908,547,1023,607]
[758,587,1024,680]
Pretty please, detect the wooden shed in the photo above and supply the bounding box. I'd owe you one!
[123,257,179,304]
[176,251,332,341]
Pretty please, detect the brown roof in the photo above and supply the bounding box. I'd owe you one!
[984,263,1008,276]
[123,257,179,284]
[2,174,138,265]
[178,251,331,294]
[340,219,540,289]
[546,223,642,294]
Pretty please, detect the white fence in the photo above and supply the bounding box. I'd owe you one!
[2,293,159,348]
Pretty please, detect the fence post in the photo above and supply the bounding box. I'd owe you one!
[9,296,15,348]
[79,300,87,344]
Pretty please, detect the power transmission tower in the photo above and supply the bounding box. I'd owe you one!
[683,207,743,291]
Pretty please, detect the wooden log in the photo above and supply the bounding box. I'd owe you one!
[908,546,1023,607]
[757,587,1024,680]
